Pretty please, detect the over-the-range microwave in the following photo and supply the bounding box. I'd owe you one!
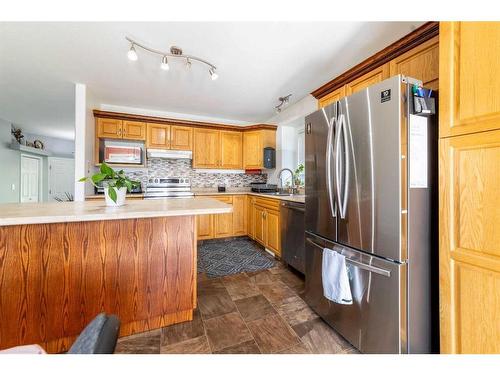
[104,144,142,164]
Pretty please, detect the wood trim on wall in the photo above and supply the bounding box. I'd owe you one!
[93,110,277,132]
[311,21,439,99]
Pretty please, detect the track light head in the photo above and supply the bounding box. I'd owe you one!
[209,68,218,81]
[127,44,138,61]
[186,57,192,69]
[161,56,170,71]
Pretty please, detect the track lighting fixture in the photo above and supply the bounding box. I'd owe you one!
[209,68,218,81]
[127,44,138,61]
[125,37,218,80]
[161,56,170,71]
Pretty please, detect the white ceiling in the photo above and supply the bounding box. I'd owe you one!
[0,22,423,139]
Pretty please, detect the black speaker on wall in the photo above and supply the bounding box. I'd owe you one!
[263,147,276,169]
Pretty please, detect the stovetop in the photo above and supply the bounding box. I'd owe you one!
[144,177,193,199]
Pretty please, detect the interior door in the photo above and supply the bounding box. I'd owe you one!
[20,155,40,203]
[48,157,75,201]
[336,76,404,262]
[305,103,337,242]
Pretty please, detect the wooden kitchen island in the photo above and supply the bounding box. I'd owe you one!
[0,198,231,352]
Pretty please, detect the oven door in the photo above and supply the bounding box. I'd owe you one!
[304,231,407,353]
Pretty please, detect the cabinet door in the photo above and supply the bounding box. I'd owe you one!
[265,209,281,256]
[439,130,500,353]
[170,125,193,150]
[318,86,346,109]
[254,205,266,245]
[197,215,213,240]
[214,196,233,238]
[220,131,243,169]
[345,64,390,95]
[440,22,500,138]
[243,131,262,169]
[247,196,255,239]
[232,195,246,236]
[193,129,220,168]
[97,118,123,139]
[389,36,439,91]
[147,123,170,149]
[122,120,146,140]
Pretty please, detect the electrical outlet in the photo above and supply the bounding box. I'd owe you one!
[11,184,15,191]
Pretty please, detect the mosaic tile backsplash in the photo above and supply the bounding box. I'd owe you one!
[126,159,267,188]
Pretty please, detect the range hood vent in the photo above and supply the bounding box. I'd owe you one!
[146,149,192,159]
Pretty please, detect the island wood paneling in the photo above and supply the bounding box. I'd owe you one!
[0,216,196,352]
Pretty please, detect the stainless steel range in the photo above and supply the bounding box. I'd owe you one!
[144,177,194,199]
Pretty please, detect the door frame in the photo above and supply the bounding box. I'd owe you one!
[20,153,43,203]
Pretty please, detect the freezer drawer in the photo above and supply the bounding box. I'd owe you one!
[304,232,407,354]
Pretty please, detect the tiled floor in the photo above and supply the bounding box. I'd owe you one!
[115,261,359,354]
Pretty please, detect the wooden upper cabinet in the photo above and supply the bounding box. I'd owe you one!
[439,130,500,353]
[389,36,439,91]
[220,131,243,169]
[440,22,500,138]
[122,120,146,140]
[243,130,276,169]
[147,123,170,149]
[243,131,262,169]
[193,128,220,168]
[318,86,346,108]
[170,125,193,151]
[346,64,390,95]
[97,118,123,139]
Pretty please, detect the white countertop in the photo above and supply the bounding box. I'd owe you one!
[0,197,232,226]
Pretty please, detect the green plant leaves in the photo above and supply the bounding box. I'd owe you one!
[100,162,115,177]
[79,162,140,195]
[107,186,117,203]
[91,173,107,184]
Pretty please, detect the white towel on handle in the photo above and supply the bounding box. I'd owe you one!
[322,248,353,305]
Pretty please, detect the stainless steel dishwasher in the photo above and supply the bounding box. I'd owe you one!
[280,201,305,274]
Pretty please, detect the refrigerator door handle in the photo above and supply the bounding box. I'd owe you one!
[326,114,337,218]
[306,238,391,277]
[334,114,346,218]
[340,113,350,219]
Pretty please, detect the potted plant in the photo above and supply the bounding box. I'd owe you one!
[79,163,141,207]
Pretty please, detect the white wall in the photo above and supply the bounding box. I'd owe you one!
[74,83,98,201]
[266,94,317,185]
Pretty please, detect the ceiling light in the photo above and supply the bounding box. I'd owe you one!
[209,68,218,81]
[127,44,138,61]
[161,56,170,71]
[125,36,218,80]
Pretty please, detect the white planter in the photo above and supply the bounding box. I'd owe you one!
[104,187,127,207]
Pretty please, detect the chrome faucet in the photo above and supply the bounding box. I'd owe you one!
[278,168,296,194]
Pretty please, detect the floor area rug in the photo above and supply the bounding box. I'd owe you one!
[198,238,276,278]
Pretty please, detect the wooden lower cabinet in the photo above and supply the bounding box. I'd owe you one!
[247,196,255,239]
[214,196,233,238]
[232,195,247,235]
[253,205,266,245]
[196,195,246,240]
[252,197,281,257]
[196,214,214,240]
[265,209,281,256]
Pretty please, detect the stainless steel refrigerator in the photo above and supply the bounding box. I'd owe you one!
[304,75,438,354]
